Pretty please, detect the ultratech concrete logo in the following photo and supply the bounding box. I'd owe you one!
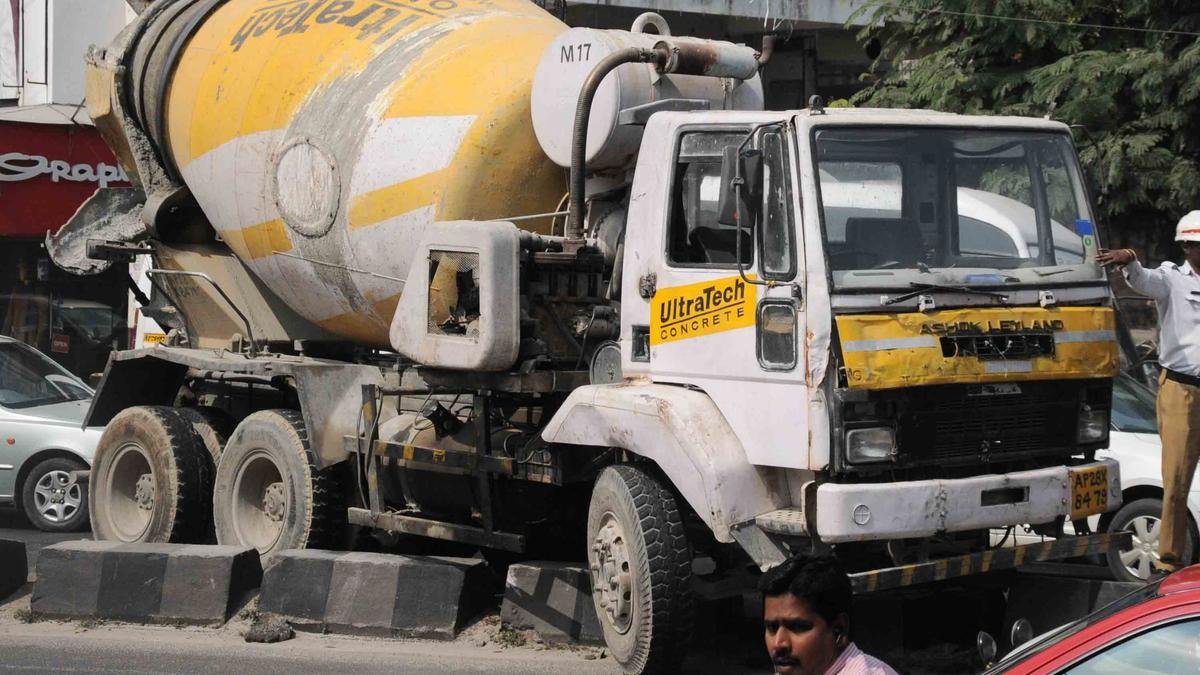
[651,276,756,346]
[919,318,1065,335]
[231,0,463,51]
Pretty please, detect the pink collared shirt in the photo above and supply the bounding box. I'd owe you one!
[824,642,899,675]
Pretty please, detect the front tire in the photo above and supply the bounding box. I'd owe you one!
[21,457,89,533]
[587,465,694,674]
[89,406,212,543]
[1105,497,1197,581]
[212,410,342,558]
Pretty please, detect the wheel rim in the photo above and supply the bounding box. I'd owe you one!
[590,511,634,634]
[104,443,154,541]
[33,470,82,524]
[230,450,287,552]
[1117,515,1162,580]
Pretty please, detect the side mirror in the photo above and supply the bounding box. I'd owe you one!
[717,145,762,227]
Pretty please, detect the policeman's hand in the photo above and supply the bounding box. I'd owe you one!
[1096,248,1135,267]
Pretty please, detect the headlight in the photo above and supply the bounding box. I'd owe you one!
[1077,405,1109,443]
[846,427,896,463]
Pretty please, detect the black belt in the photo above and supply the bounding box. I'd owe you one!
[1166,369,1200,388]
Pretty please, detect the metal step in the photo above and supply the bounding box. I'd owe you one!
[755,508,808,536]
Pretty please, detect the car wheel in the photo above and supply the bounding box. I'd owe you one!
[1105,497,1196,582]
[21,457,89,532]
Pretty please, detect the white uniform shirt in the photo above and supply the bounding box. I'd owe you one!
[1124,259,1200,377]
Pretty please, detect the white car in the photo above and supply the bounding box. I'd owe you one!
[997,373,1198,582]
[0,335,101,531]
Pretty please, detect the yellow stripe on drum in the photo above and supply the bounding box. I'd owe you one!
[226,218,293,261]
[168,0,441,166]
[312,293,402,344]
[379,16,565,230]
[349,170,445,230]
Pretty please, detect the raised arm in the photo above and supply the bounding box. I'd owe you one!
[1097,248,1171,301]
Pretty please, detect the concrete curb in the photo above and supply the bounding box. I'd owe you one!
[1,538,27,602]
[258,550,490,640]
[31,541,262,625]
[500,562,603,645]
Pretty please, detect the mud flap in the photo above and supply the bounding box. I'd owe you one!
[46,187,148,275]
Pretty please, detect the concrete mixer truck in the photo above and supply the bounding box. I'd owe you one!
[50,0,1129,671]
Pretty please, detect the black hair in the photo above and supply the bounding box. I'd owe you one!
[757,553,853,627]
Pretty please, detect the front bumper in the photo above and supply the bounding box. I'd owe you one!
[815,459,1122,543]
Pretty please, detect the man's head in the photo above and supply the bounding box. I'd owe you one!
[1175,211,1200,270]
[759,554,853,675]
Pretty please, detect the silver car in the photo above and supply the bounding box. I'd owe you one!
[0,335,100,531]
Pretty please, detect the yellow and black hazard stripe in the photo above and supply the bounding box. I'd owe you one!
[849,532,1132,594]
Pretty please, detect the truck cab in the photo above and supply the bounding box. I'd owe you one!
[579,106,1121,559]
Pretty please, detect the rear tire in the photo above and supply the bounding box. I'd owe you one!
[587,465,694,674]
[178,406,233,542]
[1105,497,1197,581]
[212,410,342,558]
[21,457,89,533]
[89,406,212,543]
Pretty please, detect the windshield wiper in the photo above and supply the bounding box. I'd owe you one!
[883,282,1010,306]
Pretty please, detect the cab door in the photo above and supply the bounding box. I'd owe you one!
[622,119,809,469]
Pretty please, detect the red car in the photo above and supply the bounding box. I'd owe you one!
[987,566,1200,673]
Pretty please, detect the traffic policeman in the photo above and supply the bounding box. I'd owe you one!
[1098,212,1200,571]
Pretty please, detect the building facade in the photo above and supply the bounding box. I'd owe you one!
[0,0,135,378]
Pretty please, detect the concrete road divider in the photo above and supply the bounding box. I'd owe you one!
[1,539,28,601]
[500,562,603,645]
[258,550,490,639]
[31,541,262,625]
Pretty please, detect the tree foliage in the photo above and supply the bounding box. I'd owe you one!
[851,1,1200,259]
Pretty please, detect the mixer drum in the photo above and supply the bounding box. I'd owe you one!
[159,0,568,345]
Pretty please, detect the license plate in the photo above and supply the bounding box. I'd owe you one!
[1070,465,1109,519]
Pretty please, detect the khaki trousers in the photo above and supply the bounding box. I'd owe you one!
[1157,371,1200,563]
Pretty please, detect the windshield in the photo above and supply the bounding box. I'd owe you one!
[0,340,93,409]
[1111,373,1159,434]
[814,127,1102,290]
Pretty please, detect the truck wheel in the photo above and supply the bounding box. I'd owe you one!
[1105,497,1196,581]
[587,465,694,674]
[177,406,233,464]
[213,410,342,557]
[178,406,233,542]
[90,406,213,543]
[21,457,89,533]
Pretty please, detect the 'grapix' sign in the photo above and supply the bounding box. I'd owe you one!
[0,152,130,188]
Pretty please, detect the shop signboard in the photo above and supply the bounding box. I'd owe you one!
[0,120,131,238]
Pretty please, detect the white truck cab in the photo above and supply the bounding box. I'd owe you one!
[548,107,1122,569]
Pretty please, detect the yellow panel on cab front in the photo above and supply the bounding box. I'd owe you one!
[836,307,1119,390]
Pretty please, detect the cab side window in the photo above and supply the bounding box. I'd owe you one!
[667,131,753,267]
[758,129,796,280]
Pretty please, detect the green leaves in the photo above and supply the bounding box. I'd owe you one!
[852,0,1200,258]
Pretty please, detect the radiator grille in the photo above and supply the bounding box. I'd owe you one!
[872,381,1110,464]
